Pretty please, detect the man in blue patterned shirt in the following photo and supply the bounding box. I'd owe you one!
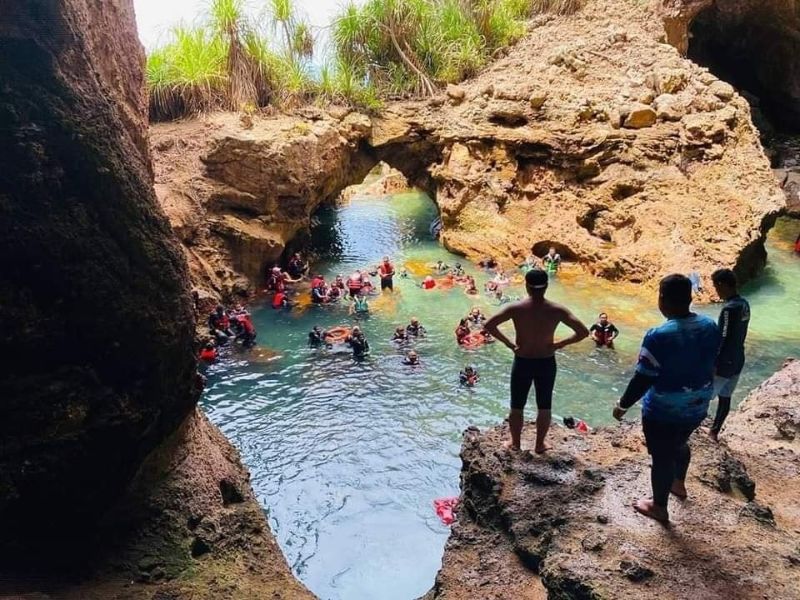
[613,274,720,523]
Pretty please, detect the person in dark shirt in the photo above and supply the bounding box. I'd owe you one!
[613,274,720,523]
[406,317,426,337]
[346,326,370,358]
[589,313,620,348]
[709,269,751,442]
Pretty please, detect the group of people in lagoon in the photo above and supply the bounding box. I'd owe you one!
[255,244,750,525]
[201,303,258,360]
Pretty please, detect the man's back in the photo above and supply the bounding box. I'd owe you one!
[510,298,567,358]
[717,295,750,377]
[637,314,720,424]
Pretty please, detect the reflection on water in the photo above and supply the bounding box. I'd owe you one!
[201,190,800,600]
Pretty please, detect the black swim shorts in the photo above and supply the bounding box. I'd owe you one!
[510,356,557,410]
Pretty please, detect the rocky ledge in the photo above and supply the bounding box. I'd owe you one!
[426,359,800,600]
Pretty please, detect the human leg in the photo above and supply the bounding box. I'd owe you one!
[532,357,557,453]
[710,375,739,440]
[640,419,678,521]
[508,357,534,450]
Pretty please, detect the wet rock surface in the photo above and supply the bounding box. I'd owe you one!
[427,360,800,599]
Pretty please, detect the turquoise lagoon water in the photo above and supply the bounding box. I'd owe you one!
[201,189,800,600]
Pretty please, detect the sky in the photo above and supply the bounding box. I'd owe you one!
[133,0,353,50]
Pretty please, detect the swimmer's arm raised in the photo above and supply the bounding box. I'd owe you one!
[484,306,517,352]
[554,309,590,350]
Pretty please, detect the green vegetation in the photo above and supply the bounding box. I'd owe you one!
[145,0,586,121]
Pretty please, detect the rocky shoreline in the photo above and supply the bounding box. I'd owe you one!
[425,359,800,600]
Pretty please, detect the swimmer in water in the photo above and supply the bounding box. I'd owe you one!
[452,263,465,277]
[199,341,217,362]
[542,247,561,273]
[308,325,329,348]
[422,276,436,290]
[465,276,479,296]
[392,326,409,343]
[345,326,370,358]
[349,293,369,315]
[433,260,450,274]
[467,307,486,326]
[460,365,479,386]
[455,319,471,345]
[403,350,421,365]
[590,312,620,348]
[494,289,511,305]
[406,317,426,337]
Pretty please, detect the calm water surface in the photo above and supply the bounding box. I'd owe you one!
[201,187,800,600]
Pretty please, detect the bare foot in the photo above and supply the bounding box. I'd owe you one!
[670,480,688,500]
[633,498,669,524]
[534,443,552,454]
[503,439,521,452]
[708,429,719,443]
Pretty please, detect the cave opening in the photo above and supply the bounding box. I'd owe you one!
[687,5,800,136]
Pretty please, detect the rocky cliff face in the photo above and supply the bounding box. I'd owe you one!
[151,110,376,302]
[153,0,786,299]
[0,2,312,598]
[371,0,785,295]
[426,359,800,600]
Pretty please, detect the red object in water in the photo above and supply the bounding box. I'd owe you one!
[434,497,459,525]
[576,420,590,433]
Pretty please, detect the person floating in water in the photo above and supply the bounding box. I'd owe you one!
[403,350,421,366]
[346,326,370,358]
[349,293,369,316]
[311,275,329,304]
[590,312,619,348]
[406,317,426,337]
[272,290,289,309]
[479,256,498,270]
[232,310,257,347]
[467,307,486,326]
[493,269,510,287]
[464,277,479,296]
[455,318,471,345]
[378,256,396,291]
[287,252,308,280]
[392,326,409,343]
[308,325,330,348]
[433,260,450,274]
[494,289,512,305]
[199,341,217,362]
[484,269,589,453]
[542,247,561,273]
[613,274,720,524]
[709,268,750,442]
[452,263,465,277]
[521,250,540,272]
[422,276,436,290]
[347,270,364,298]
[460,365,479,386]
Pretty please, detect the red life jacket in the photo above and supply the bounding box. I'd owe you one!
[348,274,363,290]
[272,292,285,308]
[200,348,217,361]
[219,315,230,329]
[795,238,800,254]
[241,316,255,334]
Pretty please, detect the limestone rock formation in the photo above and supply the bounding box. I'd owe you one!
[369,0,784,296]
[427,360,800,600]
[0,2,312,598]
[151,111,376,301]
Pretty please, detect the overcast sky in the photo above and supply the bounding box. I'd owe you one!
[133,0,354,50]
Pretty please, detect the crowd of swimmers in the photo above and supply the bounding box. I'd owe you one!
[200,304,258,361]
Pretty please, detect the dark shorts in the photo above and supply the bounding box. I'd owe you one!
[510,356,557,410]
[381,278,393,290]
[642,419,699,457]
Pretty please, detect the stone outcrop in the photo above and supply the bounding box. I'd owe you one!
[0,2,312,598]
[368,0,784,296]
[153,1,786,299]
[151,110,377,301]
[427,359,800,600]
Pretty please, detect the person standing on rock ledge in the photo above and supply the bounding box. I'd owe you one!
[484,269,589,453]
[709,269,750,442]
[613,274,720,524]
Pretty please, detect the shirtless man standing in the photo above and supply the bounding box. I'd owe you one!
[484,269,589,452]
